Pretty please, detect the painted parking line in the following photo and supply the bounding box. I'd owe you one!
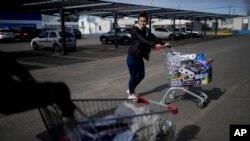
[18,60,60,68]
[84,51,125,55]
[58,55,99,61]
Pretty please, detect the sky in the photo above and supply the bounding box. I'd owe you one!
[107,0,250,16]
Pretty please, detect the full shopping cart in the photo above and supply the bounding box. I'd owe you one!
[159,46,213,108]
[39,97,178,141]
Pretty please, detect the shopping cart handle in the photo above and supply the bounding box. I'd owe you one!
[167,104,178,115]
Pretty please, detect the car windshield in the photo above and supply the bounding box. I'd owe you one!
[59,32,74,37]
[120,28,131,33]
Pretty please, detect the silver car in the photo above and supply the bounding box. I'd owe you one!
[31,30,77,51]
[100,27,131,45]
[0,28,15,41]
[151,27,181,40]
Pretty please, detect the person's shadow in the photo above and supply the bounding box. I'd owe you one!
[175,125,205,141]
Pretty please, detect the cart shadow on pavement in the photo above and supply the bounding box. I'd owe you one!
[183,87,226,101]
[175,124,205,141]
[167,87,226,105]
[140,83,226,100]
[140,84,226,104]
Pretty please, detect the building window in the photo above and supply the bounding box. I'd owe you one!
[242,18,249,30]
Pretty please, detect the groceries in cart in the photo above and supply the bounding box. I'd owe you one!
[77,102,174,141]
[165,51,213,87]
[39,98,177,141]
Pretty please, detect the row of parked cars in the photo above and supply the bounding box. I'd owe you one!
[0,27,42,41]
[99,27,204,45]
[0,27,82,51]
[0,27,82,41]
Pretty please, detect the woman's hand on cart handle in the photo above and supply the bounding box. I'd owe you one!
[155,43,171,50]
[155,43,172,51]
[163,42,172,48]
[155,44,162,51]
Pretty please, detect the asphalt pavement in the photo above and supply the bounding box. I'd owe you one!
[0,35,250,141]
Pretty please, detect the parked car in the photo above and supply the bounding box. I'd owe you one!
[100,27,131,45]
[67,28,82,39]
[31,30,77,51]
[151,27,181,40]
[179,27,203,38]
[0,28,15,41]
[169,28,191,39]
[14,27,40,41]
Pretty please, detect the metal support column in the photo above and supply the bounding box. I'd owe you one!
[215,18,218,36]
[113,11,118,48]
[149,13,152,31]
[191,17,194,38]
[204,18,207,36]
[60,5,67,55]
[172,16,176,41]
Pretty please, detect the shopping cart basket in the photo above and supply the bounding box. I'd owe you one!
[39,97,178,141]
[159,46,213,108]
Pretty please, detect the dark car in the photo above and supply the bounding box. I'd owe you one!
[14,27,40,41]
[68,28,82,39]
[100,27,131,45]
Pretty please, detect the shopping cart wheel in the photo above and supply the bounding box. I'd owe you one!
[197,102,205,108]
[169,93,175,100]
[163,90,176,104]
[204,98,210,104]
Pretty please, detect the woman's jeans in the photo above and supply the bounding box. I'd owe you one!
[127,54,145,94]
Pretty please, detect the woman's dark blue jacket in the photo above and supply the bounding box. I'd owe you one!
[128,24,165,61]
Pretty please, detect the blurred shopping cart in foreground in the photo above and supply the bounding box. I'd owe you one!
[39,97,178,141]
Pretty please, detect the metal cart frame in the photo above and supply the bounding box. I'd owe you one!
[159,48,212,108]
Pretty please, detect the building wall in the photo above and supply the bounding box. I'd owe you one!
[232,17,244,30]
[79,15,112,34]
[42,22,79,30]
[118,17,135,27]
[78,15,138,34]
[232,16,250,34]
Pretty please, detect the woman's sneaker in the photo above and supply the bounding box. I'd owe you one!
[128,94,138,100]
[126,89,139,97]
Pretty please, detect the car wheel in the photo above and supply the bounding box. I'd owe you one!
[192,33,198,38]
[100,37,107,44]
[32,42,39,50]
[169,35,174,40]
[122,37,130,45]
